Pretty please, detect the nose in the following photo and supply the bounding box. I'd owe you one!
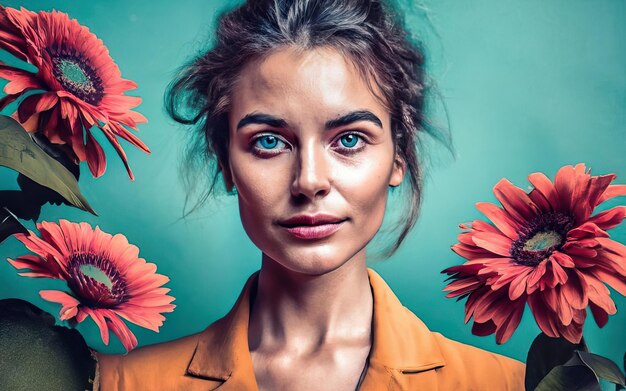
[290,141,331,200]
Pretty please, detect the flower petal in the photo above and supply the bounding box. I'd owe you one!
[493,178,540,224]
[472,320,497,337]
[443,277,483,298]
[597,184,626,205]
[580,272,616,316]
[85,129,107,177]
[84,307,109,346]
[39,290,79,307]
[475,202,520,240]
[528,188,551,211]
[591,269,626,296]
[508,269,531,300]
[17,92,58,123]
[494,299,525,344]
[561,241,598,258]
[551,251,575,268]
[596,237,626,277]
[108,121,150,154]
[100,124,134,180]
[39,290,80,321]
[528,293,560,338]
[0,64,44,94]
[528,172,560,210]
[589,302,609,328]
[542,258,569,289]
[553,164,584,213]
[115,304,171,332]
[104,311,138,352]
[557,295,574,326]
[526,260,547,293]
[451,243,494,260]
[12,230,66,268]
[471,231,513,257]
[588,206,626,231]
[472,289,508,324]
[76,310,89,323]
[6,254,62,278]
[567,222,608,240]
[585,174,616,208]
[561,270,588,310]
[558,317,584,344]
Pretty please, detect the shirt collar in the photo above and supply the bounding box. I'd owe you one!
[366,269,446,372]
[186,271,259,386]
[185,268,445,386]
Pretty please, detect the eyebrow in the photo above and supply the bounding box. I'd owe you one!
[236,110,383,131]
[324,110,383,130]
[236,113,287,130]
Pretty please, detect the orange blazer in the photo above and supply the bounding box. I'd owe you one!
[96,269,525,390]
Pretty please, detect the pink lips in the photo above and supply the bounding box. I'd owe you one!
[279,214,346,240]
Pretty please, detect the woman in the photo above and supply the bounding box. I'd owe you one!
[97,0,524,389]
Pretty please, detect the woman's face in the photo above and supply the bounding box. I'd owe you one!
[225,46,404,275]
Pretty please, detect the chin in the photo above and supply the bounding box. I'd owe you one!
[263,244,365,277]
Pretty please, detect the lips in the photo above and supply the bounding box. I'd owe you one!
[279,214,346,239]
[279,214,345,227]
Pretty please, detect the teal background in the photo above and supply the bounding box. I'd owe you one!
[1,0,624,370]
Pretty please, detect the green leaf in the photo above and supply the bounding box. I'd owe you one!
[0,115,96,215]
[534,351,626,391]
[534,364,600,391]
[0,298,97,391]
[525,332,588,390]
[575,351,625,388]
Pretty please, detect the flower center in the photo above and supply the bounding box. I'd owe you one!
[67,251,127,308]
[510,212,574,266]
[48,45,104,105]
[79,264,113,290]
[523,231,562,252]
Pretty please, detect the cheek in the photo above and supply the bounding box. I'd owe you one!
[233,164,282,248]
[229,155,292,230]
[333,157,393,206]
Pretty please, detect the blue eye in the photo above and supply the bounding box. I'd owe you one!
[255,135,284,150]
[339,134,360,148]
[251,134,289,156]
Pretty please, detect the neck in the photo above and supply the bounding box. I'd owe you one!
[248,252,373,355]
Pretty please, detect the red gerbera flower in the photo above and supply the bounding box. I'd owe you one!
[442,163,626,344]
[7,220,175,351]
[0,6,149,179]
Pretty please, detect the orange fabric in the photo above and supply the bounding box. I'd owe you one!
[96,269,525,390]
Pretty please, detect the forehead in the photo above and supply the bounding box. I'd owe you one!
[229,46,389,125]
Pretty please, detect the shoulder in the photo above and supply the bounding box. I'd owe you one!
[95,332,209,391]
[400,307,525,390]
